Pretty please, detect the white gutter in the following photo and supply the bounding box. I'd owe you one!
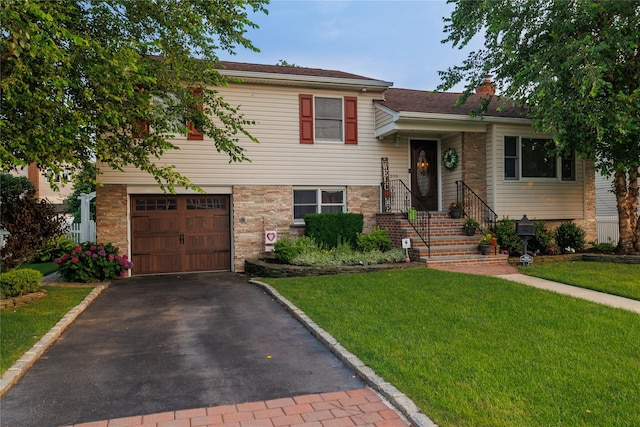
[396,111,531,124]
[219,69,392,92]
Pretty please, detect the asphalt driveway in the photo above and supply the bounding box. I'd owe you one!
[1,272,363,427]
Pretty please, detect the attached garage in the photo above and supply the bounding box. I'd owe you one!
[131,195,231,275]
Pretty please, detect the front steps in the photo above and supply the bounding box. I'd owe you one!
[379,212,508,268]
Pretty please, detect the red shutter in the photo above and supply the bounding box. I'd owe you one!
[344,96,358,145]
[187,88,204,141]
[299,94,314,144]
[132,84,149,139]
[132,118,149,139]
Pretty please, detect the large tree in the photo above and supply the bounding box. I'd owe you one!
[1,0,267,191]
[439,0,640,254]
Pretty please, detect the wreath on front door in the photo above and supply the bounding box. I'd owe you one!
[443,147,459,171]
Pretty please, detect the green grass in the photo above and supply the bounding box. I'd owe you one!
[1,285,93,374]
[519,261,640,301]
[18,261,59,277]
[265,268,640,427]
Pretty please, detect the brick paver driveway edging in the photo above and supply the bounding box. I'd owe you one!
[250,279,439,427]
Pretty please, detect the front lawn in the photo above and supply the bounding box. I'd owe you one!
[265,268,640,427]
[18,261,59,277]
[519,261,640,301]
[1,285,94,374]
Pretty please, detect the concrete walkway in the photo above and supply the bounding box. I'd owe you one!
[430,262,640,315]
[497,273,640,314]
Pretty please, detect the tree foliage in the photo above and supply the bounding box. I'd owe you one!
[439,0,640,253]
[0,173,34,223]
[1,188,67,271]
[1,0,268,191]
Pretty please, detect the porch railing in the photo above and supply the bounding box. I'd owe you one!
[456,180,498,233]
[383,179,431,257]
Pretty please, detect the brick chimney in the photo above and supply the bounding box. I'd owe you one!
[28,162,40,198]
[475,75,495,95]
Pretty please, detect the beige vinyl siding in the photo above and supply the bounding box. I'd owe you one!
[100,84,399,188]
[375,108,394,128]
[441,134,462,209]
[492,124,585,220]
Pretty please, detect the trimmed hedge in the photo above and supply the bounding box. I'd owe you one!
[1,269,43,298]
[304,213,364,249]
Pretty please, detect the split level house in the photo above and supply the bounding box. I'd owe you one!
[96,62,596,275]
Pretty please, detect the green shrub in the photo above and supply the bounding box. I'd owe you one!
[55,242,133,282]
[37,236,78,262]
[290,244,405,266]
[304,213,363,249]
[529,221,555,255]
[555,222,586,253]
[273,236,317,263]
[0,269,43,298]
[356,228,392,252]
[588,240,616,253]
[493,218,522,255]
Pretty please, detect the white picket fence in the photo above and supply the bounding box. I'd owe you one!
[0,228,9,248]
[67,220,96,243]
[596,216,619,245]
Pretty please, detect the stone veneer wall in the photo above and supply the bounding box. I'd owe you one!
[461,132,487,200]
[347,186,380,233]
[565,159,597,243]
[233,185,381,272]
[95,184,129,256]
[233,185,295,272]
[580,159,597,242]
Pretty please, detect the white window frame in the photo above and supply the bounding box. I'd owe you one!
[293,187,346,224]
[503,136,575,181]
[314,96,343,142]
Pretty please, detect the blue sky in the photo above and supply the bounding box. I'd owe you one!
[218,0,482,92]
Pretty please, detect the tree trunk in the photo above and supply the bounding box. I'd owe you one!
[629,167,640,252]
[614,168,640,254]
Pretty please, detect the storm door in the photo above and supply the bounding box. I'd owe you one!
[410,140,438,211]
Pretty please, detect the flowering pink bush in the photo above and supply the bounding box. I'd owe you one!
[55,242,133,282]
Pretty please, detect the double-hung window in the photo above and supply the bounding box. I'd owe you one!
[293,188,346,223]
[504,136,575,181]
[315,97,343,141]
[299,94,358,144]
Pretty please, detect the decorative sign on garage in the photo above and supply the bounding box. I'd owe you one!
[264,230,277,252]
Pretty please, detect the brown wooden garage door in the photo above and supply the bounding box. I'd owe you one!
[131,195,230,275]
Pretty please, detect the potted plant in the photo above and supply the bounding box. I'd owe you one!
[478,233,497,255]
[448,201,463,219]
[463,217,480,235]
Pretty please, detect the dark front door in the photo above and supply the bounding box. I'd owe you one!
[411,140,438,211]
